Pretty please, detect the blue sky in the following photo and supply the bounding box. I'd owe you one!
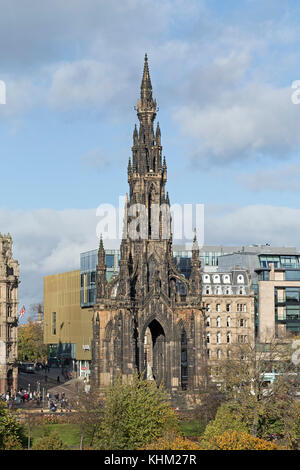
[1,0,300,316]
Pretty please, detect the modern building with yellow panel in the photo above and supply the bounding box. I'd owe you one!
[44,270,93,377]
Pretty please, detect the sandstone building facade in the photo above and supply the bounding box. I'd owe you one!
[0,234,19,394]
[202,270,255,374]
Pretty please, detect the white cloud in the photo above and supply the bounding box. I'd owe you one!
[205,203,300,248]
[48,60,131,111]
[0,76,38,117]
[174,83,300,167]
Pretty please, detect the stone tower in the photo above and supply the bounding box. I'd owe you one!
[91,56,205,403]
[0,234,19,394]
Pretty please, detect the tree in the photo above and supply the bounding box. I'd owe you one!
[200,402,248,448]
[18,318,47,362]
[93,374,178,450]
[211,338,300,448]
[70,388,104,450]
[192,361,225,427]
[31,430,67,450]
[201,430,281,450]
[0,402,25,449]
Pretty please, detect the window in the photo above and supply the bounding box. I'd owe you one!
[206,304,211,312]
[240,319,246,327]
[227,316,231,327]
[217,349,222,360]
[237,303,246,312]
[206,333,210,344]
[226,304,231,312]
[217,332,221,344]
[239,287,244,295]
[217,316,221,327]
[105,254,115,269]
[237,275,244,284]
[227,349,231,359]
[216,304,221,312]
[52,312,56,335]
[206,288,210,295]
[207,349,211,358]
[238,335,247,343]
[206,316,211,327]
[227,332,231,343]
[90,271,96,284]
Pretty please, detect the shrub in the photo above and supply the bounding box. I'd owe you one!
[201,402,248,444]
[142,432,200,450]
[0,402,24,449]
[94,374,178,450]
[201,430,281,450]
[31,430,67,450]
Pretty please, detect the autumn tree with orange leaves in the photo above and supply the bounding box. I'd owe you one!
[201,430,281,450]
[18,318,47,362]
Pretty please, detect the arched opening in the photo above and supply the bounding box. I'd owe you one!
[181,329,188,390]
[143,319,166,386]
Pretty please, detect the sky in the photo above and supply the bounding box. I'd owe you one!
[1,0,300,319]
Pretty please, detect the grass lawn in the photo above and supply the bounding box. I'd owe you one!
[179,419,206,438]
[30,423,94,449]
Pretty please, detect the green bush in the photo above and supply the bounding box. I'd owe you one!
[200,402,248,449]
[94,374,178,450]
[31,430,67,450]
[0,403,24,449]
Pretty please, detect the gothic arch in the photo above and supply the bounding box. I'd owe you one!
[140,317,168,387]
[175,318,189,340]
[104,319,113,343]
[140,312,171,343]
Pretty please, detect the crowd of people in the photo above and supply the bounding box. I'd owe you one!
[1,389,43,408]
[46,392,72,413]
[1,389,73,413]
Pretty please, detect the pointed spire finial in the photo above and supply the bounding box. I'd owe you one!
[166,191,170,205]
[141,53,152,100]
[98,234,106,264]
[192,228,199,252]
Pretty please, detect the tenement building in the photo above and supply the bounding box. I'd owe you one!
[218,249,300,340]
[202,270,255,376]
[0,234,19,394]
[91,55,206,404]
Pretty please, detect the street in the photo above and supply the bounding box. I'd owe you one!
[18,367,67,394]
